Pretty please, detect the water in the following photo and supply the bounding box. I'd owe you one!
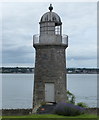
[1,74,97,109]
[2,74,34,109]
[67,74,97,108]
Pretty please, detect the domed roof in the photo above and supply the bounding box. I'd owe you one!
[40,4,62,26]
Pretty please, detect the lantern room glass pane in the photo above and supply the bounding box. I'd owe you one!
[55,26,61,35]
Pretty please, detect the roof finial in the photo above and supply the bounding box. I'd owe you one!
[49,4,53,12]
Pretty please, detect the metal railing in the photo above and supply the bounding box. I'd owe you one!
[33,34,39,44]
[62,34,68,46]
[33,34,68,46]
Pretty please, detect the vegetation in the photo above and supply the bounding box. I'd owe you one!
[2,114,97,119]
[76,102,88,108]
[67,90,75,104]
[67,90,88,108]
[48,90,89,117]
[53,102,85,116]
[1,67,98,74]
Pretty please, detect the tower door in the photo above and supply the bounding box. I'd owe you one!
[45,83,55,102]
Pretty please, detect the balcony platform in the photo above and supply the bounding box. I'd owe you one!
[33,34,68,47]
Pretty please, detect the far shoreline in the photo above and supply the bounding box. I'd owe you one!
[1,73,98,74]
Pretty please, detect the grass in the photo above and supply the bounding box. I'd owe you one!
[2,113,97,118]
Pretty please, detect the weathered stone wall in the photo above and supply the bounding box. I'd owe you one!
[33,44,67,108]
[2,109,32,116]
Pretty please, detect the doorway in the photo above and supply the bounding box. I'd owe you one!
[45,83,55,102]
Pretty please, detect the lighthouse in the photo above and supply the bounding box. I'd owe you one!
[33,4,68,108]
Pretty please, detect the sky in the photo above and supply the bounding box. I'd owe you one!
[1,2,97,68]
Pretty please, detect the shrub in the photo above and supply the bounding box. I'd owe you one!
[54,102,85,116]
[76,102,88,108]
[67,90,75,104]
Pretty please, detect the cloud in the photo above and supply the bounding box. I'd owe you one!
[67,59,97,68]
[2,2,97,67]
[2,45,35,65]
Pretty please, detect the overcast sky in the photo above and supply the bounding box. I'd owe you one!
[1,2,97,68]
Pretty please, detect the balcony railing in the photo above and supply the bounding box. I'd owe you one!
[33,34,39,44]
[33,34,68,46]
[62,34,68,46]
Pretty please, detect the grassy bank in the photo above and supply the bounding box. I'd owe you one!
[2,113,97,118]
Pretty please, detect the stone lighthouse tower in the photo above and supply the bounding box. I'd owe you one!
[33,4,68,108]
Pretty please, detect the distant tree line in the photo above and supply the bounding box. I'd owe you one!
[1,67,34,73]
[0,67,99,74]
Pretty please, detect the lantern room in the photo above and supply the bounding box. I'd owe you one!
[39,4,62,35]
[39,4,63,44]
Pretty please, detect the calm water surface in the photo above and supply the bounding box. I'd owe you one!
[1,74,97,109]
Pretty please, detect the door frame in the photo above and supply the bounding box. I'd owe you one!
[45,82,55,102]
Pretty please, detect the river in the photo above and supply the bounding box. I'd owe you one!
[1,74,97,109]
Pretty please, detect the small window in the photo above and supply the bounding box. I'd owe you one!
[55,26,60,35]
